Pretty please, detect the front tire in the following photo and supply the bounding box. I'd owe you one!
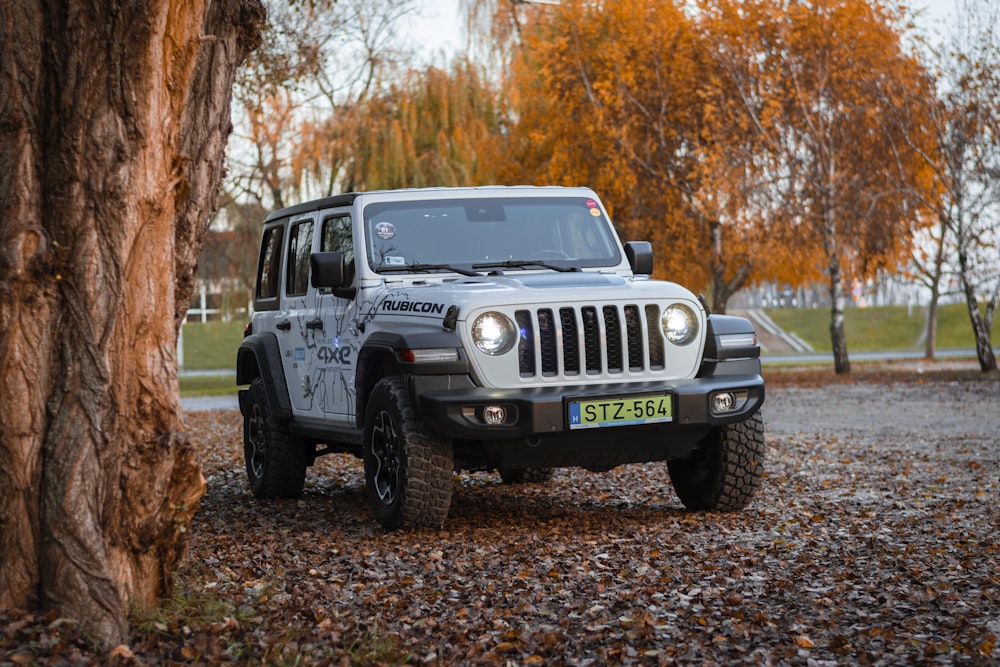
[243,377,309,499]
[668,412,765,511]
[363,376,454,529]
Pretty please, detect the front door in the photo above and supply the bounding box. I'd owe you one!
[314,213,360,419]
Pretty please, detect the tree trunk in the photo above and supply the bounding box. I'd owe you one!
[957,251,998,372]
[820,203,851,374]
[709,218,751,315]
[827,252,851,375]
[923,224,947,360]
[0,0,263,646]
[924,296,939,360]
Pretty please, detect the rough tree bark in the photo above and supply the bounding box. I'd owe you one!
[0,0,263,646]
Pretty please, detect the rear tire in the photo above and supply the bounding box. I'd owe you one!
[363,376,454,529]
[243,377,309,499]
[499,467,554,484]
[668,412,765,511]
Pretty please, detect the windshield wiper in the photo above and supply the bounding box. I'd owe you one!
[379,263,480,277]
[472,259,578,273]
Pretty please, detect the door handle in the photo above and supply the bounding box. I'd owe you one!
[276,320,291,331]
[306,318,323,331]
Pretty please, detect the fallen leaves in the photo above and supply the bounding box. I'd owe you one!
[2,372,999,665]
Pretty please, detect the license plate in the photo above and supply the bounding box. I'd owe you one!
[568,394,672,430]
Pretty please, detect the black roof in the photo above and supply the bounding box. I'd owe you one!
[261,186,588,224]
[263,193,361,223]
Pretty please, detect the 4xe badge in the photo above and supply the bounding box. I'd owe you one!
[317,345,352,366]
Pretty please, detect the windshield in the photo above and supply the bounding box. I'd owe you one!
[363,197,622,274]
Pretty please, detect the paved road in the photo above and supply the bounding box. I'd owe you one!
[182,393,239,412]
[180,348,991,413]
[761,347,989,365]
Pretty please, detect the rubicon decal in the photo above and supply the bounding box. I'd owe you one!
[380,300,446,314]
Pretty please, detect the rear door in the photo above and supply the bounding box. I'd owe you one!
[276,213,319,414]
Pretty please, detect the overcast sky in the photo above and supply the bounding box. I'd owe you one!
[405,0,961,61]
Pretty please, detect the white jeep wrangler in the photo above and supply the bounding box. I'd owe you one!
[236,186,765,529]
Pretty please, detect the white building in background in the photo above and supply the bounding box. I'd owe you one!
[730,274,969,311]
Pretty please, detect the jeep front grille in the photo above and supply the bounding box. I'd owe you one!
[515,304,665,378]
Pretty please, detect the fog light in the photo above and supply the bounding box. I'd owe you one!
[712,392,735,413]
[482,405,507,425]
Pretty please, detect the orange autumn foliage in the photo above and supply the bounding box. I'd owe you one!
[501,0,935,315]
[504,0,711,295]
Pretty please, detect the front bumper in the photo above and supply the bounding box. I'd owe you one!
[415,370,764,440]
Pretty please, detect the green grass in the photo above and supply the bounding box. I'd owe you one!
[178,320,243,397]
[179,320,245,370]
[764,302,999,352]
[176,304,997,395]
[179,373,238,397]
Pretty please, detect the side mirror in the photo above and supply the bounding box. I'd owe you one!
[311,251,346,289]
[624,241,653,275]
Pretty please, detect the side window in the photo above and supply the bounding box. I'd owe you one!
[286,219,314,297]
[321,215,355,287]
[256,225,284,303]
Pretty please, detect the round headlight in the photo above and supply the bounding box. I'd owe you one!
[472,312,516,355]
[661,304,698,345]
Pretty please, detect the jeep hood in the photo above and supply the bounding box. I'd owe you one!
[374,272,701,316]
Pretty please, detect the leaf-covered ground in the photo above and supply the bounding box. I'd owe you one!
[3,368,998,666]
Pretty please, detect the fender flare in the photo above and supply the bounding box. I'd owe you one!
[354,328,467,425]
[236,332,293,419]
[703,314,761,361]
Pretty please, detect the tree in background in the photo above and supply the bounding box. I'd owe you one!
[903,0,999,371]
[696,0,827,310]
[197,199,266,319]
[213,0,420,310]
[228,0,417,208]
[760,0,935,374]
[0,0,263,645]
[504,0,757,310]
[502,0,923,324]
[340,59,507,191]
[909,220,957,359]
[216,0,985,373]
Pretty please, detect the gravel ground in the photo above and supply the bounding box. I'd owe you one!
[766,376,998,442]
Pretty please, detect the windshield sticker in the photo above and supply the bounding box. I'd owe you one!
[384,256,406,266]
[374,222,396,239]
[590,208,601,217]
[586,199,597,208]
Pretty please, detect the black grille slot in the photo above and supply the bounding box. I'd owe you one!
[515,310,535,377]
[581,307,601,373]
[559,308,580,375]
[511,304,665,378]
[537,308,557,375]
[603,306,623,373]
[624,305,643,371]
[645,304,664,369]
